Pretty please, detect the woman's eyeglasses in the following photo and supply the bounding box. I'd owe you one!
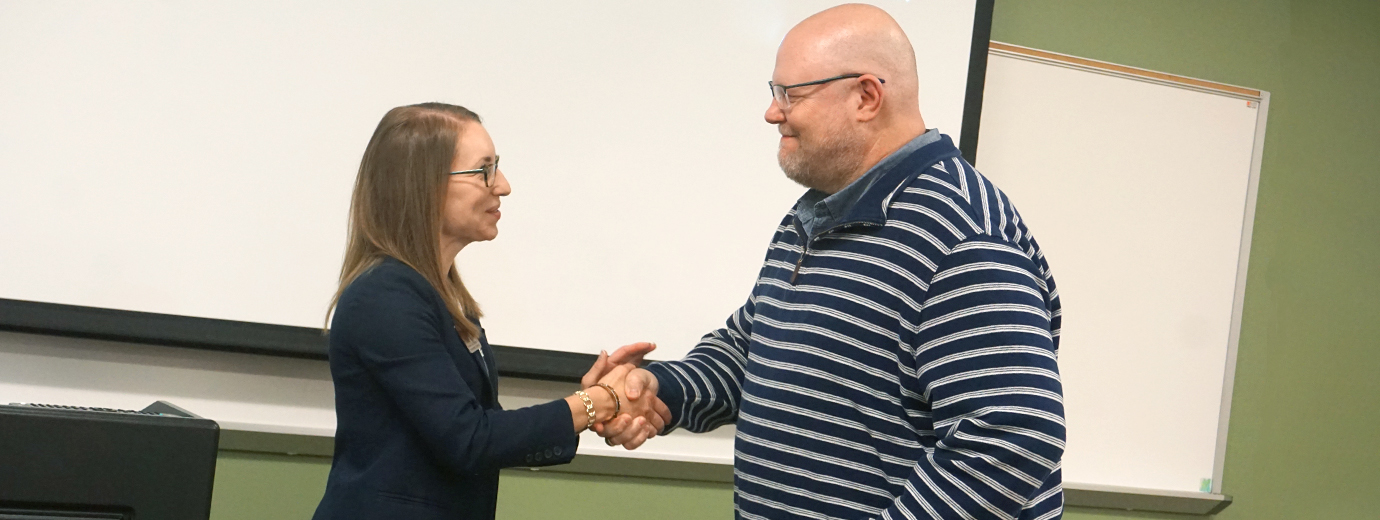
[450,155,500,187]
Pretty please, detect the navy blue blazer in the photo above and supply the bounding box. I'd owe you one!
[313,257,578,520]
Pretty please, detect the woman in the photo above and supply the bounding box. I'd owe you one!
[312,103,666,520]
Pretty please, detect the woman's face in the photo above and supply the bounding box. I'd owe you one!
[441,121,511,249]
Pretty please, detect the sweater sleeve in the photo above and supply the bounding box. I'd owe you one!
[882,236,1065,520]
[643,291,757,434]
[335,275,577,474]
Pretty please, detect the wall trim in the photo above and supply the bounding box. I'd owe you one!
[0,297,592,382]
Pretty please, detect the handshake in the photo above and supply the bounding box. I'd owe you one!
[577,342,670,450]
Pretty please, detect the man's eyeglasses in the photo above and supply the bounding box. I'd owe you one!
[450,155,500,187]
[768,73,885,110]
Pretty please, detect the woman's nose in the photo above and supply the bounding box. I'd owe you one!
[493,169,512,196]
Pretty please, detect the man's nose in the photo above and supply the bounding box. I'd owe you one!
[764,98,786,124]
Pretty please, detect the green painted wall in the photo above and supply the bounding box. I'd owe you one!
[208,1,1380,519]
[211,452,333,520]
[208,451,735,520]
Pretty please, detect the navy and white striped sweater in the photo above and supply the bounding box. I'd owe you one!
[646,135,1065,520]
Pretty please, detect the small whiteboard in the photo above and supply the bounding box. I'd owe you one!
[974,43,1267,494]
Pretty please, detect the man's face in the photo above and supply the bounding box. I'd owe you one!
[766,49,867,193]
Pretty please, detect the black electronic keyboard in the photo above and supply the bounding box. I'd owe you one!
[0,400,219,520]
[5,400,196,417]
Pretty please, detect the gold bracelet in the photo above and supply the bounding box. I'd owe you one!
[594,383,621,419]
[573,390,596,430]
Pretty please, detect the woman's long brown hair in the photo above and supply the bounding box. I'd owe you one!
[326,102,484,340]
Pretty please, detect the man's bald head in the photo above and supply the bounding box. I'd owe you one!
[766,4,927,194]
[777,4,921,116]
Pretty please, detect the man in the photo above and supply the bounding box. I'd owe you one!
[596,4,1064,519]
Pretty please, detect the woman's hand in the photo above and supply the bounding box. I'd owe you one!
[579,342,672,450]
[595,367,668,450]
[567,362,634,433]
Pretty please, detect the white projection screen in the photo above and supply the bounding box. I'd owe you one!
[0,0,984,361]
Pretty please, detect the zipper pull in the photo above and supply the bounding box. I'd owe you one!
[790,218,811,285]
[791,246,807,285]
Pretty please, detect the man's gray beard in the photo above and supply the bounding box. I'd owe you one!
[779,130,866,192]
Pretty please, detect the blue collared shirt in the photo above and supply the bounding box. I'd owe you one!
[795,128,942,238]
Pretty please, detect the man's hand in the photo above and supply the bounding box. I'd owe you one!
[580,342,655,388]
[580,343,671,450]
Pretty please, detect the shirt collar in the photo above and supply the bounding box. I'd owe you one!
[795,128,944,237]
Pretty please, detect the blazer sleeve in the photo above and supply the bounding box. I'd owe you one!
[335,274,578,474]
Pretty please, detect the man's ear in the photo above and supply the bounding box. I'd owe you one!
[855,74,885,122]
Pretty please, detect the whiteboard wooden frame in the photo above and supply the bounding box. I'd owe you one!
[983,42,1269,506]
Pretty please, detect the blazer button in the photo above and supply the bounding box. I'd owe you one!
[525,454,533,464]
[554,447,563,456]
[544,449,553,459]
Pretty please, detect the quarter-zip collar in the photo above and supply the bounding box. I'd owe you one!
[787,132,963,285]
[792,131,962,240]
